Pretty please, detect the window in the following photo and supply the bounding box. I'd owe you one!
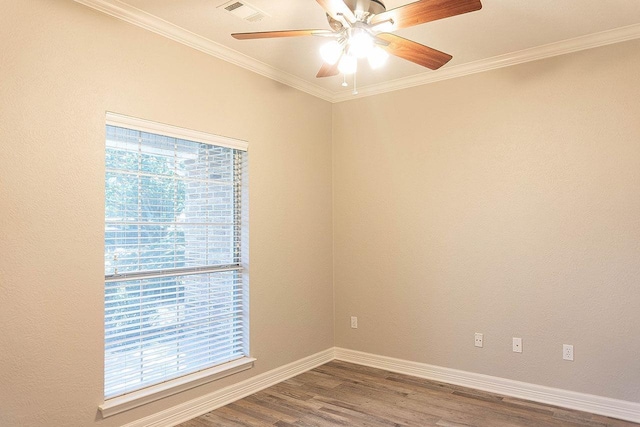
[101,113,251,415]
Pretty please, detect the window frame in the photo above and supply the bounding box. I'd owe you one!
[100,112,253,417]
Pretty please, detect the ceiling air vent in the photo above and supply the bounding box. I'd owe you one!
[218,0,269,22]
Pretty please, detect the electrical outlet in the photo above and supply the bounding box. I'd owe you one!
[563,344,574,361]
[350,316,358,329]
[512,337,522,353]
[474,333,483,348]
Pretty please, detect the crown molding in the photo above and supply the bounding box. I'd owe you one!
[333,23,640,102]
[72,0,335,102]
[74,0,640,104]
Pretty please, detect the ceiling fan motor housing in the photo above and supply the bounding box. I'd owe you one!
[326,0,386,30]
[347,0,386,16]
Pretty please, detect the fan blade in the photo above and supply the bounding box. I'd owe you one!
[316,0,356,23]
[316,60,341,78]
[376,33,452,70]
[232,29,332,40]
[371,0,482,31]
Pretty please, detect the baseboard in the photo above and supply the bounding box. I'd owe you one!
[334,347,640,423]
[123,347,640,426]
[122,348,335,427]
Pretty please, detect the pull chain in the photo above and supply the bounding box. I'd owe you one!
[352,70,358,95]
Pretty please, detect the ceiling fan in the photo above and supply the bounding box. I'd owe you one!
[231,0,483,79]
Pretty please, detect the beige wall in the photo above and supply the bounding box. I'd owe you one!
[0,1,333,426]
[333,39,640,401]
[2,1,640,425]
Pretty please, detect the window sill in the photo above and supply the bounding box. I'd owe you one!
[99,356,256,418]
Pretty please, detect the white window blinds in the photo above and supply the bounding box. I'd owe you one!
[104,114,249,400]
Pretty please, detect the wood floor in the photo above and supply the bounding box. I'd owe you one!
[177,360,639,427]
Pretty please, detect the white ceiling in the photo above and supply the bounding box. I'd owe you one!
[77,0,640,101]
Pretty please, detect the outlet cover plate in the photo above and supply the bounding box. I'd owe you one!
[563,344,574,361]
[474,333,483,348]
[513,337,523,353]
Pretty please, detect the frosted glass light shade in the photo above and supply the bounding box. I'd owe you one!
[368,46,389,69]
[338,54,357,75]
[320,40,342,65]
[349,31,374,58]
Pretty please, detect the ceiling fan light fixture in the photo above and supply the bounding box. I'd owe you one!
[367,46,389,69]
[338,54,357,74]
[348,29,374,58]
[320,40,343,64]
